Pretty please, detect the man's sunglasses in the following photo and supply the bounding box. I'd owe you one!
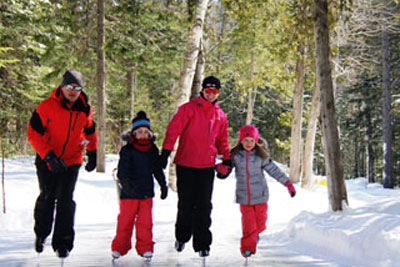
[65,84,83,92]
[204,88,219,94]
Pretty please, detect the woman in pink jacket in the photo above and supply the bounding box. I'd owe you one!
[160,76,231,257]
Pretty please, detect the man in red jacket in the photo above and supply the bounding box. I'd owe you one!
[160,76,232,257]
[27,69,97,258]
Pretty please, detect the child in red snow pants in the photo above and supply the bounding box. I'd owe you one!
[111,198,155,256]
[240,203,268,254]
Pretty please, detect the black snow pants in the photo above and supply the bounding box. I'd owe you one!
[175,165,215,252]
[34,158,80,252]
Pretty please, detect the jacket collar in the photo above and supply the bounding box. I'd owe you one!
[238,149,255,157]
[51,87,90,115]
[194,95,220,110]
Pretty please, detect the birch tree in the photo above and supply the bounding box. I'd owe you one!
[168,0,209,190]
[245,51,257,125]
[301,84,320,188]
[286,1,316,184]
[191,40,205,98]
[175,0,209,107]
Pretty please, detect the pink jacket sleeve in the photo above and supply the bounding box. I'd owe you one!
[215,114,230,160]
[162,104,192,150]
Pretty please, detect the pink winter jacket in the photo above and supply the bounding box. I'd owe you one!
[162,96,230,168]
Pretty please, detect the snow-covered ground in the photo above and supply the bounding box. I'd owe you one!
[0,155,399,267]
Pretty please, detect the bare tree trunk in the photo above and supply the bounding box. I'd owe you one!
[128,68,135,120]
[168,0,209,191]
[360,143,366,177]
[191,40,205,99]
[16,116,27,154]
[301,84,320,188]
[215,3,226,75]
[96,0,106,172]
[314,0,348,211]
[366,110,375,183]
[245,86,256,125]
[289,43,305,183]
[354,135,359,177]
[245,51,256,125]
[1,138,5,213]
[382,29,393,188]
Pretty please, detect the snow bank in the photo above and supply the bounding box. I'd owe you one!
[285,178,400,267]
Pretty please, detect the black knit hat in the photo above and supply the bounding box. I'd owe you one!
[131,111,151,132]
[202,76,221,89]
[61,69,85,87]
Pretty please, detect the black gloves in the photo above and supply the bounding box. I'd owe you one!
[85,150,97,172]
[120,180,135,195]
[160,185,168,200]
[44,151,67,173]
[222,159,232,167]
[159,149,172,169]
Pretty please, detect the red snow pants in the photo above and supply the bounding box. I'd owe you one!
[240,202,268,254]
[111,198,154,256]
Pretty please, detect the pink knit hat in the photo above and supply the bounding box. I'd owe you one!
[239,125,259,142]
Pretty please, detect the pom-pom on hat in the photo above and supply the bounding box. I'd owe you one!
[239,125,259,142]
[131,111,151,132]
[202,76,221,89]
[61,69,85,87]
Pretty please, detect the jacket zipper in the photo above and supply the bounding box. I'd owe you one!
[246,151,251,205]
[72,112,78,131]
[60,110,73,158]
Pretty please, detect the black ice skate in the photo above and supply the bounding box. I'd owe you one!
[175,240,185,252]
[199,249,210,257]
[35,237,46,253]
[55,248,69,258]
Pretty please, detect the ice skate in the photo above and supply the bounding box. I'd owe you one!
[35,237,46,253]
[242,250,253,258]
[175,240,185,252]
[199,249,210,257]
[55,248,69,258]
[141,251,153,261]
[111,251,121,259]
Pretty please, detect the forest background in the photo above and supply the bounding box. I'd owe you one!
[1,0,399,192]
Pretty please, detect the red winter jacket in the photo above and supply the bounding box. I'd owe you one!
[162,96,230,168]
[27,87,97,166]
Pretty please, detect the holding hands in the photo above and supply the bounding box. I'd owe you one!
[216,160,233,179]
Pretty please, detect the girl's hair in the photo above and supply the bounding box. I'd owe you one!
[230,137,269,160]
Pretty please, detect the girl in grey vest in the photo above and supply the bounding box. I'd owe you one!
[223,125,296,258]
